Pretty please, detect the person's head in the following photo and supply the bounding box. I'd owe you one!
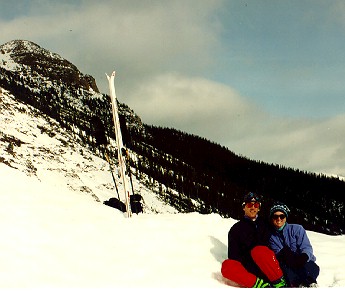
[242,192,261,220]
[270,202,290,230]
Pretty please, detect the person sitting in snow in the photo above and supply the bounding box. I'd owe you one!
[221,192,287,288]
[268,202,320,287]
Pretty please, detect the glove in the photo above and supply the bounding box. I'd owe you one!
[277,247,308,268]
[293,253,308,268]
[276,246,294,266]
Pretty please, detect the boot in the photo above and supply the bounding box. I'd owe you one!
[272,276,287,288]
[253,277,271,288]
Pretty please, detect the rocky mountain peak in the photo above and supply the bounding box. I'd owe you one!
[1,39,49,56]
[0,39,99,92]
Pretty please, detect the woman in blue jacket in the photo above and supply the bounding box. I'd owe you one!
[268,202,320,287]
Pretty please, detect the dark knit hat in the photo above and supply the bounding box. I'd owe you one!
[270,202,290,218]
[243,192,261,202]
[242,192,261,206]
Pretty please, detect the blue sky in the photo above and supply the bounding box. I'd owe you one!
[233,2,344,117]
[1,0,345,177]
[213,1,345,119]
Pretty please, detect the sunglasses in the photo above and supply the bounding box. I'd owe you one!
[272,214,286,220]
[244,202,260,208]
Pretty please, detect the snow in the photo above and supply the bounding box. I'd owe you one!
[1,164,345,289]
[0,49,18,72]
[1,88,345,289]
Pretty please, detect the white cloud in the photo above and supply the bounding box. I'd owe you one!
[128,73,262,134]
[0,0,224,93]
[226,114,345,176]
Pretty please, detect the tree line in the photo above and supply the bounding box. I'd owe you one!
[128,125,345,235]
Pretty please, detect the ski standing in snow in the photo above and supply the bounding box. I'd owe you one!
[106,71,133,218]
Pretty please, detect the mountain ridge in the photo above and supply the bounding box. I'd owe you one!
[1,39,99,92]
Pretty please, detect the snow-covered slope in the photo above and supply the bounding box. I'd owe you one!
[0,161,225,288]
[0,87,176,214]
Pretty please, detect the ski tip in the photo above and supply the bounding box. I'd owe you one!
[106,71,116,81]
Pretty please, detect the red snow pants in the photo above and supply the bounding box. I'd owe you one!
[221,246,283,288]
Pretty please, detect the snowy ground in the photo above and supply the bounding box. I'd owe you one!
[1,88,345,289]
[1,164,345,289]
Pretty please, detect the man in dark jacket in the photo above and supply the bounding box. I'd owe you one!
[221,192,287,288]
[269,202,320,287]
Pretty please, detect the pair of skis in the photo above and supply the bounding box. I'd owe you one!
[106,71,133,218]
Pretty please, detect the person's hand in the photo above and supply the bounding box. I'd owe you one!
[277,247,308,268]
[277,246,293,261]
[293,253,308,268]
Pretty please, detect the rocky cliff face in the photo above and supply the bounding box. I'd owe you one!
[0,39,144,147]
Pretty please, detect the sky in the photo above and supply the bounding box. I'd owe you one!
[0,86,344,288]
[1,0,345,177]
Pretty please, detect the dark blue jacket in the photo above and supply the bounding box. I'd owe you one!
[228,216,271,273]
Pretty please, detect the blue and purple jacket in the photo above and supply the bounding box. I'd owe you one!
[269,222,316,262]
